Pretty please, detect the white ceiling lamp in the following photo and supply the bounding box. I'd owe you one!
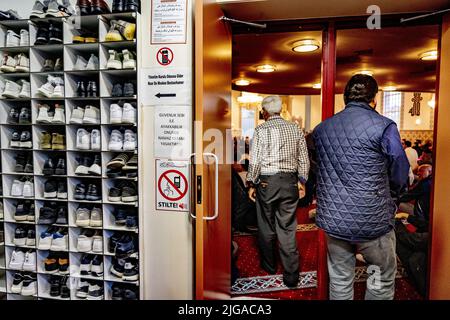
[237,92,263,104]
[354,70,374,76]
[428,93,436,108]
[419,50,438,61]
[256,64,276,73]
[312,83,322,89]
[234,79,251,86]
[292,39,320,53]
[383,86,397,91]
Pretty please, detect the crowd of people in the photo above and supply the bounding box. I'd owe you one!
[231,74,433,299]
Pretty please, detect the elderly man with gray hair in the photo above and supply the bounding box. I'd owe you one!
[246,95,310,288]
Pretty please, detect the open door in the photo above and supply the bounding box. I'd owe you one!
[194,0,232,299]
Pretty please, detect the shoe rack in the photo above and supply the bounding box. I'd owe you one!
[0,12,140,300]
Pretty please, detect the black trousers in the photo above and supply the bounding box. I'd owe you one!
[256,173,299,281]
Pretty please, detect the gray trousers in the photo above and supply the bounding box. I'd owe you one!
[326,229,397,300]
[256,173,299,281]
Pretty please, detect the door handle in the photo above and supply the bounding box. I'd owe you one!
[189,153,219,221]
[189,153,197,220]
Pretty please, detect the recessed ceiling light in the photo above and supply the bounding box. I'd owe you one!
[383,86,397,91]
[419,50,438,61]
[292,39,320,53]
[234,79,251,86]
[312,83,321,89]
[256,64,276,73]
[354,70,374,76]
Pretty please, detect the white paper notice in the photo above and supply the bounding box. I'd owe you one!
[151,0,188,44]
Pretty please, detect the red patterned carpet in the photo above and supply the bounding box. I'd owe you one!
[232,206,423,300]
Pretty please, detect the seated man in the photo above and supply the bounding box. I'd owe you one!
[232,163,257,233]
[398,164,432,218]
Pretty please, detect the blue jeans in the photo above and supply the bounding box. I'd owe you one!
[326,229,397,300]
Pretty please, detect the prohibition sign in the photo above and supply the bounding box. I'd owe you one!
[158,169,188,201]
[156,47,174,66]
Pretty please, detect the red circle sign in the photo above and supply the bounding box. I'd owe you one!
[156,47,174,66]
[158,169,188,201]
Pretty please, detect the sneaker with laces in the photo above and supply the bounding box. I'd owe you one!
[80,254,93,275]
[86,184,101,201]
[20,131,33,149]
[77,229,94,252]
[39,206,57,224]
[44,180,58,198]
[10,272,24,294]
[123,258,139,281]
[54,58,63,71]
[8,107,19,124]
[106,50,122,69]
[21,273,37,296]
[76,280,89,298]
[52,104,66,124]
[15,53,30,72]
[123,130,137,151]
[52,81,65,98]
[112,20,136,41]
[86,54,99,70]
[75,207,91,227]
[76,128,91,150]
[123,82,135,97]
[37,76,56,98]
[87,282,104,300]
[51,228,68,251]
[110,103,123,124]
[91,129,101,150]
[14,226,27,246]
[19,29,30,46]
[122,103,136,124]
[88,154,102,176]
[19,107,31,124]
[18,80,31,98]
[11,179,24,197]
[91,255,103,277]
[112,83,123,97]
[74,55,88,70]
[2,80,21,98]
[57,181,67,199]
[39,227,55,250]
[6,30,20,47]
[90,207,103,227]
[23,180,34,198]
[70,107,85,124]
[46,0,72,18]
[30,1,47,18]
[109,130,123,151]
[40,131,52,149]
[75,156,91,176]
[10,131,21,148]
[83,105,100,124]
[74,183,87,200]
[36,104,52,123]
[1,54,17,73]
[122,182,138,202]
[56,206,68,225]
[23,250,36,272]
[122,49,136,69]
[52,133,66,150]
[9,249,25,270]
[42,59,55,72]
[26,229,36,246]
[105,23,124,42]
[92,231,103,253]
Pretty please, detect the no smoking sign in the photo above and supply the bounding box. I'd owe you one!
[156,159,190,212]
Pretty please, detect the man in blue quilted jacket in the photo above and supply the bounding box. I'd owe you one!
[313,75,410,300]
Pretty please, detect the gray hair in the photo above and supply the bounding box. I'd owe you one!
[262,96,282,115]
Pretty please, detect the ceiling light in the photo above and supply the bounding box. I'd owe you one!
[256,64,276,73]
[237,92,263,104]
[354,70,374,76]
[383,86,397,91]
[292,39,320,53]
[234,79,251,86]
[419,50,438,61]
[312,83,321,89]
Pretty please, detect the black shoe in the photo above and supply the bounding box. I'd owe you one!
[14,153,27,173]
[74,183,86,200]
[43,158,55,175]
[88,154,102,176]
[76,81,86,97]
[91,0,111,14]
[8,107,19,124]
[57,181,67,199]
[44,180,58,198]
[50,275,61,297]
[56,206,68,225]
[125,0,140,12]
[35,24,49,45]
[24,154,33,173]
[20,131,33,149]
[123,154,138,177]
[112,83,123,97]
[123,82,135,97]
[38,206,57,224]
[0,9,21,21]
[14,227,27,245]
[55,158,66,175]
[77,0,91,15]
[112,0,124,13]
[49,24,63,44]
[75,156,92,176]
[86,184,101,201]
[108,187,122,202]
[121,182,137,202]
[19,108,31,124]
[111,284,123,300]
[11,131,21,148]
[60,276,70,298]
[123,258,139,281]
[123,287,139,300]
[110,257,126,277]
[283,273,299,288]
[87,81,98,98]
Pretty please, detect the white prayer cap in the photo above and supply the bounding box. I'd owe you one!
[262,95,282,115]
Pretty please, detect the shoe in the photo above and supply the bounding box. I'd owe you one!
[19,108,31,124]
[87,282,104,300]
[112,83,123,97]
[30,1,47,18]
[90,207,103,227]
[55,158,66,175]
[39,227,55,250]
[105,24,124,42]
[123,258,139,281]
[125,0,140,12]
[37,76,57,98]
[122,182,138,202]
[77,229,94,252]
[36,104,52,123]
[14,227,27,246]
[10,131,21,148]
[112,19,136,41]
[74,184,87,200]
[8,107,19,124]
[21,273,37,296]
[113,209,127,225]
[51,228,68,251]
[92,231,103,252]
[70,106,85,124]
[50,275,61,297]
[57,181,67,199]
[10,272,24,294]
[109,130,123,151]
[20,29,30,46]
[108,232,122,252]
[40,131,52,149]
[48,23,64,43]
[112,284,123,300]
[283,273,299,288]
[122,103,136,124]
[76,81,86,97]
[76,128,91,150]
[23,180,34,198]
[110,257,125,277]
[91,129,101,150]
[11,179,24,197]
[20,131,33,149]
[86,184,101,201]
[125,214,138,229]
[122,49,136,69]
[123,82,135,96]
[54,58,63,71]
[76,207,91,227]
[39,205,57,224]
[15,201,33,222]
[53,83,65,98]
[91,0,111,14]
[26,229,36,246]
[123,154,138,176]
[87,81,98,98]
[77,0,91,15]
[44,252,59,273]
[52,104,66,124]
[58,253,69,274]
[18,80,30,98]
[75,156,91,176]
[74,55,88,70]
[110,103,123,123]
[83,105,100,124]
[0,9,21,20]
[123,287,139,300]
[72,29,98,43]
[23,251,36,272]
[42,59,55,72]
[86,54,99,70]
[1,54,17,73]
[107,153,130,170]
[76,280,89,298]
[123,129,137,151]
[56,206,68,225]
[15,54,30,73]
[88,155,102,176]
[43,158,55,175]
[9,249,25,270]
[112,0,124,13]
[46,0,72,18]
[27,202,36,222]
[52,133,66,150]
[106,50,122,69]
[80,254,93,275]
[14,153,27,173]
[6,30,20,47]
[34,24,49,45]
[60,276,70,298]
[2,80,21,98]
[24,155,34,173]
[115,234,137,257]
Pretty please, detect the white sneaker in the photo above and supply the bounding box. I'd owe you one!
[122,103,136,124]
[51,233,68,251]
[15,54,29,72]
[83,105,100,124]
[20,29,29,46]
[39,233,53,250]
[74,55,88,70]
[70,107,85,124]
[37,77,55,98]
[122,49,136,69]
[108,130,123,151]
[106,50,122,69]
[77,234,93,252]
[11,180,24,197]
[2,80,21,98]
[23,180,34,198]
[1,55,17,73]
[6,30,20,47]
[110,104,123,124]
[53,84,65,98]
[52,104,66,124]
[36,104,52,123]
[92,234,103,253]
[91,129,101,151]
[22,251,36,271]
[123,130,137,151]
[18,80,31,98]
[86,54,99,70]
[9,250,25,270]
[21,277,37,296]
[77,128,91,150]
